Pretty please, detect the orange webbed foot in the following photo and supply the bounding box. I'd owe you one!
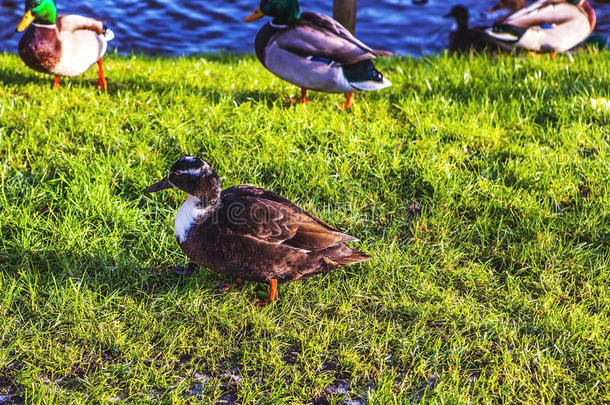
[284,88,309,104]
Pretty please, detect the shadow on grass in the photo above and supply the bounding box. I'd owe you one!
[0,68,46,87]
[0,68,330,110]
[0,67,359,112]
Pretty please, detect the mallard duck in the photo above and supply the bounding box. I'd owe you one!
[444,5,514,54]
[145,156,370,305]
[15,0,114,89]
[486,0,596,53]
[243,0,391,109]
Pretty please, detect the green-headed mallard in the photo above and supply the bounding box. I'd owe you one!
[487,0,596,53]
[15,0,114,89]
[145,156,370,305]
[243,0,391,109]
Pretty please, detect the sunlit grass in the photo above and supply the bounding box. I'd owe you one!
[0,50,609,403]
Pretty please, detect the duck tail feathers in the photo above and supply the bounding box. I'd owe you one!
[343,59,392,92]
[485,24,526,44]
[321,244,371,266]
[102,26,115,41]
[332,249,371,265]
[374,49,394,57]
[351,77,392,91]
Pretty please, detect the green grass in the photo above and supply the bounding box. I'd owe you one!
[0,50,609,404]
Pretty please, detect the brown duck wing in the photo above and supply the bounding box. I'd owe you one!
[276,11,379,64]
[57,14,103,34]
[220,185,357,251]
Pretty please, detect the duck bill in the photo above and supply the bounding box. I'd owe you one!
[145,178,173,193]
[244,7,265,23]
[16,10,35,32]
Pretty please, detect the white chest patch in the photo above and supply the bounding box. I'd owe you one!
[174,194,214,243]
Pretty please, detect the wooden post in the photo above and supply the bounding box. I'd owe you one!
[333,0,357,35]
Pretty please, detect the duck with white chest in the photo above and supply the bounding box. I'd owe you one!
[486,0,596,53]
[15,0,114,89]
[145,156,370,306]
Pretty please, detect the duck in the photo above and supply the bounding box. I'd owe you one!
[15,0,114,89]
[486,0,596,53]
[444,5,514,54]
[145,156,370,305]
[243,0,391,109]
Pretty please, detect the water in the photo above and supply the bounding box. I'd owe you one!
[1,0,609,56]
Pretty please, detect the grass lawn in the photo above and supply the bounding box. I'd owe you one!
[0,50,609,404]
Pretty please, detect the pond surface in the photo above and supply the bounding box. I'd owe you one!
[1,0,609,56]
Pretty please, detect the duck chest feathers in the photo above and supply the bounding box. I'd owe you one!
[174,194,217,244]
[254,22,286,67]
[18,24,61,73]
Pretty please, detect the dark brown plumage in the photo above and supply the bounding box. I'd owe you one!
[444,5,514,54]
[146,156,370,305]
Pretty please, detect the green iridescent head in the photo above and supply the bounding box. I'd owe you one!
[243,0,301,26]
[16,0,57,31]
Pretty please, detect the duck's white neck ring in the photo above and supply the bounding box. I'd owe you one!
[270,22,288,28]
[32,23,56,28]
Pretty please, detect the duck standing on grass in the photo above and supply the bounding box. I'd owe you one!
[486,0,596,53]
[15,0,114,89]
[243,0,391,109]
[145,156,370,306]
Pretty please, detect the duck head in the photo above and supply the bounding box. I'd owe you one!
[444,6,469,30]
[145,156,222,206]
[16,0,57,32]
[244,0,301,25]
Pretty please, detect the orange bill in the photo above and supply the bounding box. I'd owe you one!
[244,7,265,23]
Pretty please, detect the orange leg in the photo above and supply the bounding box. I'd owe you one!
[269,278,277,302]
[97,58,107,90]
[256,278,278,306]
[53,75,60,88]
[300,88,308,104]
[344,92,354,109]
[550,51,557,60]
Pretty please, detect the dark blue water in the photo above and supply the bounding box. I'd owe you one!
[1,0,609,56]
